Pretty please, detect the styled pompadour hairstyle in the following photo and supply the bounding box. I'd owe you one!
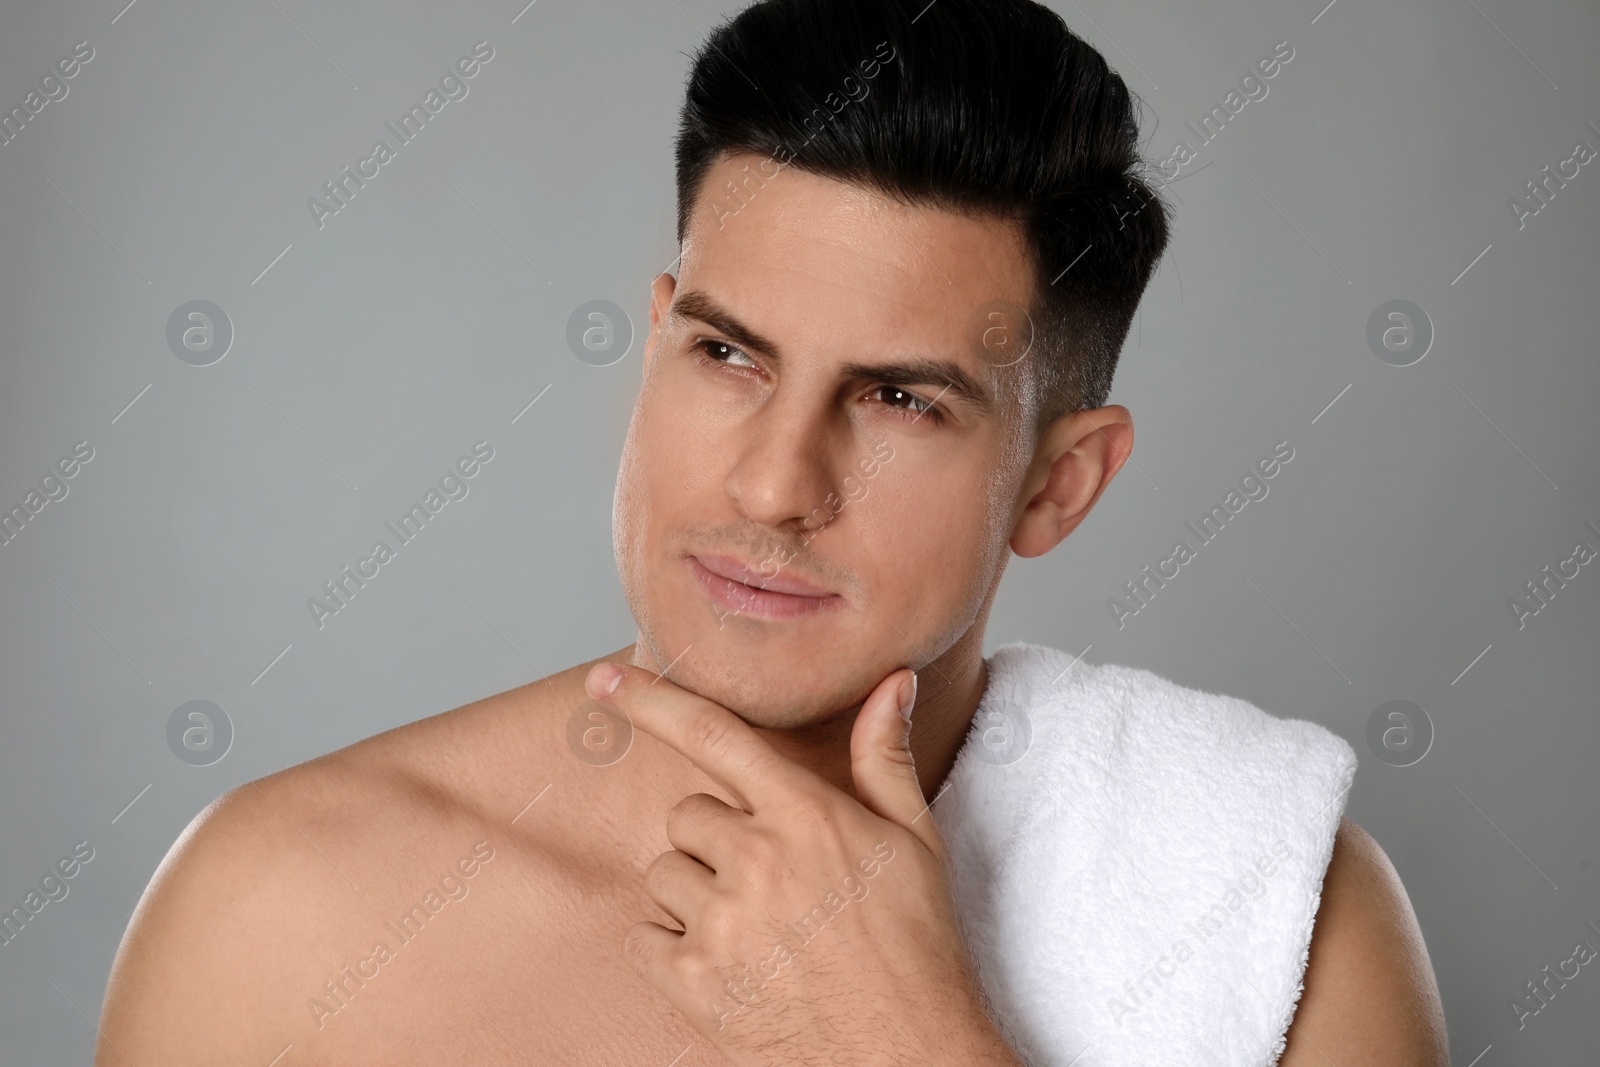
[674,0,1173,430]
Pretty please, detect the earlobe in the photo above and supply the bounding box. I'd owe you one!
[1008,407,1134,558]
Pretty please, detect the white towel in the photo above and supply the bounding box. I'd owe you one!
[931,643,1357,1067]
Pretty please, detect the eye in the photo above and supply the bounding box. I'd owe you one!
[869,385,943,424]
[693,339,758,370]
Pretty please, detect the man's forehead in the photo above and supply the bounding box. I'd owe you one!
[680,154,1036,354]
[686,153,1033,305]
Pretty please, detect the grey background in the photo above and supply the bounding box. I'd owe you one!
[0,0,1595,1061]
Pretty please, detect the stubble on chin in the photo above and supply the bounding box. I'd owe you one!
[630,635,871,732]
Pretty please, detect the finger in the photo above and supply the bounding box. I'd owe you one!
[623,920,734,1037]
[643,849,715,930]
[586,662,805,812]
[622,919,682,991]
[850,669,947,859]
[665,792,751,873]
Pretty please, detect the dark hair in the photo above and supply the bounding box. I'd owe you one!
[674,0,1172,430]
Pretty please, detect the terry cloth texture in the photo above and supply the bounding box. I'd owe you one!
[932,642,1357,1067]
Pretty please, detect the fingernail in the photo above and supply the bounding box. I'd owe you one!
[898,672,917,722]
[587,663,623,699]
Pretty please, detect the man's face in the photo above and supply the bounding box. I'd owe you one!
[614,151,1042,727]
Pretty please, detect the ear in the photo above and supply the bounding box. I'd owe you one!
[1009,405,1134,558]
[641,270,678,376]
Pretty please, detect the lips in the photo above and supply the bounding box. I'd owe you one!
[694,553,833,596]
[688,553,842,620]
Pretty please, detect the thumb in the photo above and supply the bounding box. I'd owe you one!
[850,669,944,854]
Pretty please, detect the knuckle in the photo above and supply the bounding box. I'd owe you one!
[677,941,716,985]
[666,795,711,838]
[643,853,676,895]
[879,739,918,771]
[622,925,656,969]
[789,790,833,826]
[686,711,735,759]
[730,828,778,872]
[700,899,745,949]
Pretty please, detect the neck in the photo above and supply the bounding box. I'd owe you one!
[619,628,991,808]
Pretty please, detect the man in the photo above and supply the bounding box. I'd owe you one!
[97,0,1449,1063]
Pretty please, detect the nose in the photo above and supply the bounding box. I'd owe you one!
[724,399,840,534]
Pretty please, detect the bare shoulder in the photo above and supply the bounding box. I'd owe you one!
[1277,816,1450,1066]
[96,653,619,1066]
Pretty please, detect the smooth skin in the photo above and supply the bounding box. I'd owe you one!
[96,152,1447,1065]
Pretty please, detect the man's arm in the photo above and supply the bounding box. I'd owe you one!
[1277,817,1449,1066]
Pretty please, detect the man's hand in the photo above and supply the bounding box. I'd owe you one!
[584,661,1023,1067]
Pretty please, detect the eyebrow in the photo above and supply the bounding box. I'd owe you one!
[670,287,996,415]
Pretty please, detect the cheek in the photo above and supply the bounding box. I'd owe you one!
[853,458,996,611]
[623,391,707,507]
[615,402,676,568]
[615,387,731,580]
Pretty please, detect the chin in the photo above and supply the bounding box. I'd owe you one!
[633,612,872,729]
[695,646,838,725]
